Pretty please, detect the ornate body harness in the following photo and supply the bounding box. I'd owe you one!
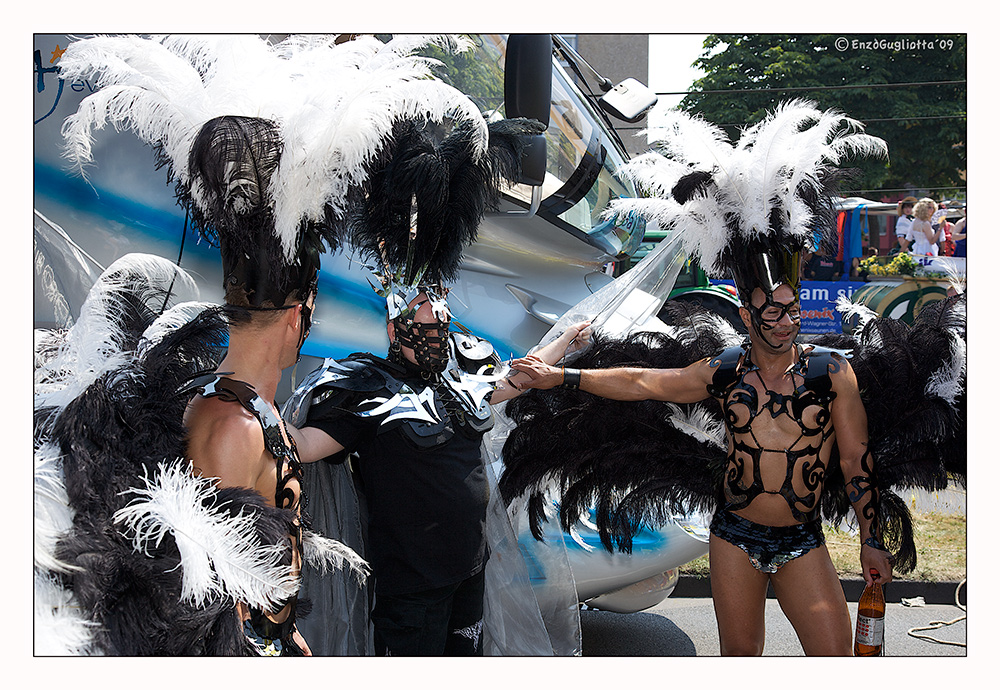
[707,342,850,523]
[195,375,304,642]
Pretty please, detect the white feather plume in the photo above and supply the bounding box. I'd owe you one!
[835,294,879,331]
[610,101,887,277]
[939,259,966,295]
[925,331,967,405]
[301,529,369,583]
[136,300,215,357]
[34,571,99,656]
[665,403,726,449]
[34,443,80,574]
[60,34,488,262]
[113,460,300,609]
[34,254,198,418]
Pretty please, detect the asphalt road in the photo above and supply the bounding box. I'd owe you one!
[580,595,967,656]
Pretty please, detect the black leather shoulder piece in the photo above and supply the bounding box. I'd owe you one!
[319,354,394,393]
[197,375,294,462]
[706,343,748,398]
[797,345,852,405]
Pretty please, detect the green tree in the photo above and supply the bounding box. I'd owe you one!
[679,34,966,200]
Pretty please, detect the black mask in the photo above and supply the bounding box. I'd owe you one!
[746,290,801,351]
[391,302,451,374]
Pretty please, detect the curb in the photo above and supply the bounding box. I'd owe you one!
[673,575,966,606]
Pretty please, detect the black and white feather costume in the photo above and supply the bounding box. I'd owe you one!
[33,255,359,655]
[498,102,965,573]
[35,33,489,655]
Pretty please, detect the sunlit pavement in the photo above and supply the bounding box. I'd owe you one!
[580,596,966,656]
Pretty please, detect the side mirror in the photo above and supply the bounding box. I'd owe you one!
[505,35,551,192]
[504,34,552,125]
[599,78,658,123]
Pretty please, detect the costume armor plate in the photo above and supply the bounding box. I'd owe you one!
[288,332,505,450]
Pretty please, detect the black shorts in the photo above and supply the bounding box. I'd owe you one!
[710,509,825,573]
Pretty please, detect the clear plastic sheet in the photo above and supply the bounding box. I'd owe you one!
[482,407,583,656]
[481,228,692,655]
[534,225,688,355]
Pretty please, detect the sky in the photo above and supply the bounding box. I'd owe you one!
[648,34,710,110]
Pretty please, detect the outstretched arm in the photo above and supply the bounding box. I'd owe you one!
[510,354,715,404]
[831,361,894,586]
[490,321,592,404]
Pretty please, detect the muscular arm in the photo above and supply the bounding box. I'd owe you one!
[510,354,715,404]
[287,425,345,464]
[830,361,894,585]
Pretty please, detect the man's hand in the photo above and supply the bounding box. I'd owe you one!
[861,544,894,586]
[558,320,592,358]
[510,355,565,390]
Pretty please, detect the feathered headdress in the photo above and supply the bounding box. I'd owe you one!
[57,34,489,308]
[609,100,888,302]
[349,115,546,322]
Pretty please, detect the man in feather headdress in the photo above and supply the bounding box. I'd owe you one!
[178,114,326,654]
[512,261,893,655]
[503,102,945,656]
[284,116,592,655]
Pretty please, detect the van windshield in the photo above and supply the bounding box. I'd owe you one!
[421,34,644,260]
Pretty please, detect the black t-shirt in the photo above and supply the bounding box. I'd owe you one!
[311,381,489,596]
[807,254,838,281]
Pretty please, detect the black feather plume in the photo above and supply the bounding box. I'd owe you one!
[670,170,714,204]
[350,116,545,285]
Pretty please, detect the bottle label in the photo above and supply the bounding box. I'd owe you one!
[856,614,884,646]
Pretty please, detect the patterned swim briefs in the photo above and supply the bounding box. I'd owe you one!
[710,509,825,573]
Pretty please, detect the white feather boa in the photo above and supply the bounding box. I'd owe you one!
[113,460,369,610]
[113,460,300,609]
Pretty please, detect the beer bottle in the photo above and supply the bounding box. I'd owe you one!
[854,568,885,656]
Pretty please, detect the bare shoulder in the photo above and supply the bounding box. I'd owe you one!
[185,395,265,489]
[826,351,859,389]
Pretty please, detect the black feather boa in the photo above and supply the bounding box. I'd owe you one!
[500,301,736,552]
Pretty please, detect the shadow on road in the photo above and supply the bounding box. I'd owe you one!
[581,609,697,656]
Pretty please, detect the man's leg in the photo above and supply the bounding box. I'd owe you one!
[371,583,456,656]
[443,569,485,656]
[709,533,771,655]
[769,544,853,656]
